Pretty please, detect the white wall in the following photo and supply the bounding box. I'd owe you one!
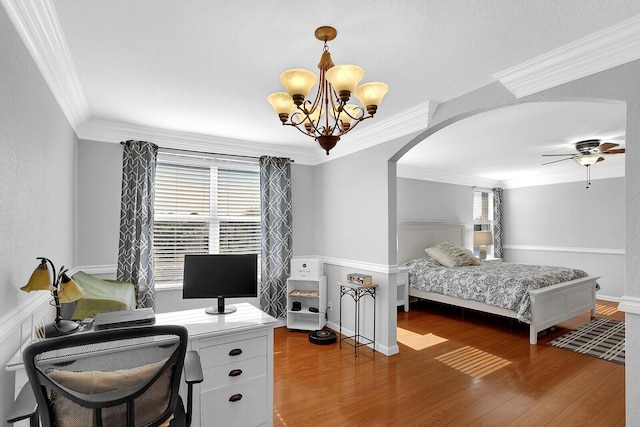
[503,178,625,299]
[0,5,77,422]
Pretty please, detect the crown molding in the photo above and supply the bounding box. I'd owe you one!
[397,164,501,188]
[77,103,434,166]
[320,102,433,162]
[77,118,321,164]
[493,14,640,98]
[1,0,90,130]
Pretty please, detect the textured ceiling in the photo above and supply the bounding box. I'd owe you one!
[43,0,640,184]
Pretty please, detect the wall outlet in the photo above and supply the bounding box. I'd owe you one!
[327,301,333,311]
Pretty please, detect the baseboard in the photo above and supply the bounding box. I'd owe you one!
[325,320,399,356]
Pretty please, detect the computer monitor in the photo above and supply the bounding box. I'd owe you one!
[182,253,258,314]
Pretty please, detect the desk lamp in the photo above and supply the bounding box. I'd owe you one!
[21,257,85,337]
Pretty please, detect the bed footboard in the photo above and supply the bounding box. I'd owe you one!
[528,275,599,344]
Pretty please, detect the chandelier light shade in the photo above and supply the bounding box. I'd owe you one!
[21,257,85,337]
[267,26,388,155]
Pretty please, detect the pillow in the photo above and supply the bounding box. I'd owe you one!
[425,242,480,268]
[48,358,172,426]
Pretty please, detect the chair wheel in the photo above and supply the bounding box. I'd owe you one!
[309,330,337,345]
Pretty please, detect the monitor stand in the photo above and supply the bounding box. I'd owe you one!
[205,297,237,315]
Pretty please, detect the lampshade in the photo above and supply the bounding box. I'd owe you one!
[280,69,318,99]
[474,231,493,246]
[295,106,323,125]
[20,257,84,337]
[330,104,360,129]
[354,82,389,112]
[325,64,365,94]
[575,154,602,166]
[21,260,52,292]
[267,92,295,116]
[57,273,85,303]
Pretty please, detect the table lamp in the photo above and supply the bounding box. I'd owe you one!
[474,231,493,260]
[21,257,85,337]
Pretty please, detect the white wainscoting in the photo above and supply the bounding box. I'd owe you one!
[503,244,625,301]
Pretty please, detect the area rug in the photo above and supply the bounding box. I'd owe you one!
[548,318,625,365]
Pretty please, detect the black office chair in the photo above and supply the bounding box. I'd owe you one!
[17,325,202,427]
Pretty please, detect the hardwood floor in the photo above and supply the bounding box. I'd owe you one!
[273,300,625,426]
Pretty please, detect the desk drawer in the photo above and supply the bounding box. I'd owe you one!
[201,356,267,392]
[201,376,268,426]
[199,335,267,368]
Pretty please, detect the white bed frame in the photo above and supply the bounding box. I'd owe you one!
[398,222,598,344]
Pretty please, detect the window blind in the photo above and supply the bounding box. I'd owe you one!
[153,154,261,284]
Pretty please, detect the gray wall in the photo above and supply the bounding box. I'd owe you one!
[397,177,474,247]
[0,5,77,422]
[503,178,625,298]
[77,140,123,268]
[74,142,318,313]
[395,176,626,299]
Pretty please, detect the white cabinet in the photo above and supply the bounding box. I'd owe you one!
[156,303,277,427]
[286,276,327,331]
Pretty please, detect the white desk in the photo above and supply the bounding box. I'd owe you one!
[7,303,277,427]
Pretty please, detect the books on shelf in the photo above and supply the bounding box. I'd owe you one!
[347,273,372,285]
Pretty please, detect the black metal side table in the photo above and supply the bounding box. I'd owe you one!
[338,282,377,357]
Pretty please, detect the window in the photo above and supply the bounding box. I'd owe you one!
[153,152,261,285]
[473,188,493,255]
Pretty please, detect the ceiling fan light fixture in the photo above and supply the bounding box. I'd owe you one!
[574,154,602,166]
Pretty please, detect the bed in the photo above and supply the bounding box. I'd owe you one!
[398,222,598,344]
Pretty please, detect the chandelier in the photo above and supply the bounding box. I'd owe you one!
[267,26,388,155]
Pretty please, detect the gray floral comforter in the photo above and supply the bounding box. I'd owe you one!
[401,258,588,323]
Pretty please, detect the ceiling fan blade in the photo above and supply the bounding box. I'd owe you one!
[604,148,625,154]
[598,142,619,152]
[542,156,576,165]
[597,156,605,163]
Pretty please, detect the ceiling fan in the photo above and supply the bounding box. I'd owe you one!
[542,139,625,188]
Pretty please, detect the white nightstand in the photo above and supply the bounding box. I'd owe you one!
[397,269,409,312]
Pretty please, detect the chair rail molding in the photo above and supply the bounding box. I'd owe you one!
[503,244,624,256]
[0,292,49,344]
[619,295,640,315]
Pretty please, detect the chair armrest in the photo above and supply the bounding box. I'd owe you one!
[184,350,203,384]
[6,383,38,426]
[183,351,203,427]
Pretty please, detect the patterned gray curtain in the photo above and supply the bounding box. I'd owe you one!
[493,187,503,258]
[117,140,158,309]
[259,156,293,318]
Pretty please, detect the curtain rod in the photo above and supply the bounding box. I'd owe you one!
[119,141,294,162]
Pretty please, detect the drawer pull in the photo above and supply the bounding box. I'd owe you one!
[229,393,243,402]
[229,348,243,356]
[229,369,243,377]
